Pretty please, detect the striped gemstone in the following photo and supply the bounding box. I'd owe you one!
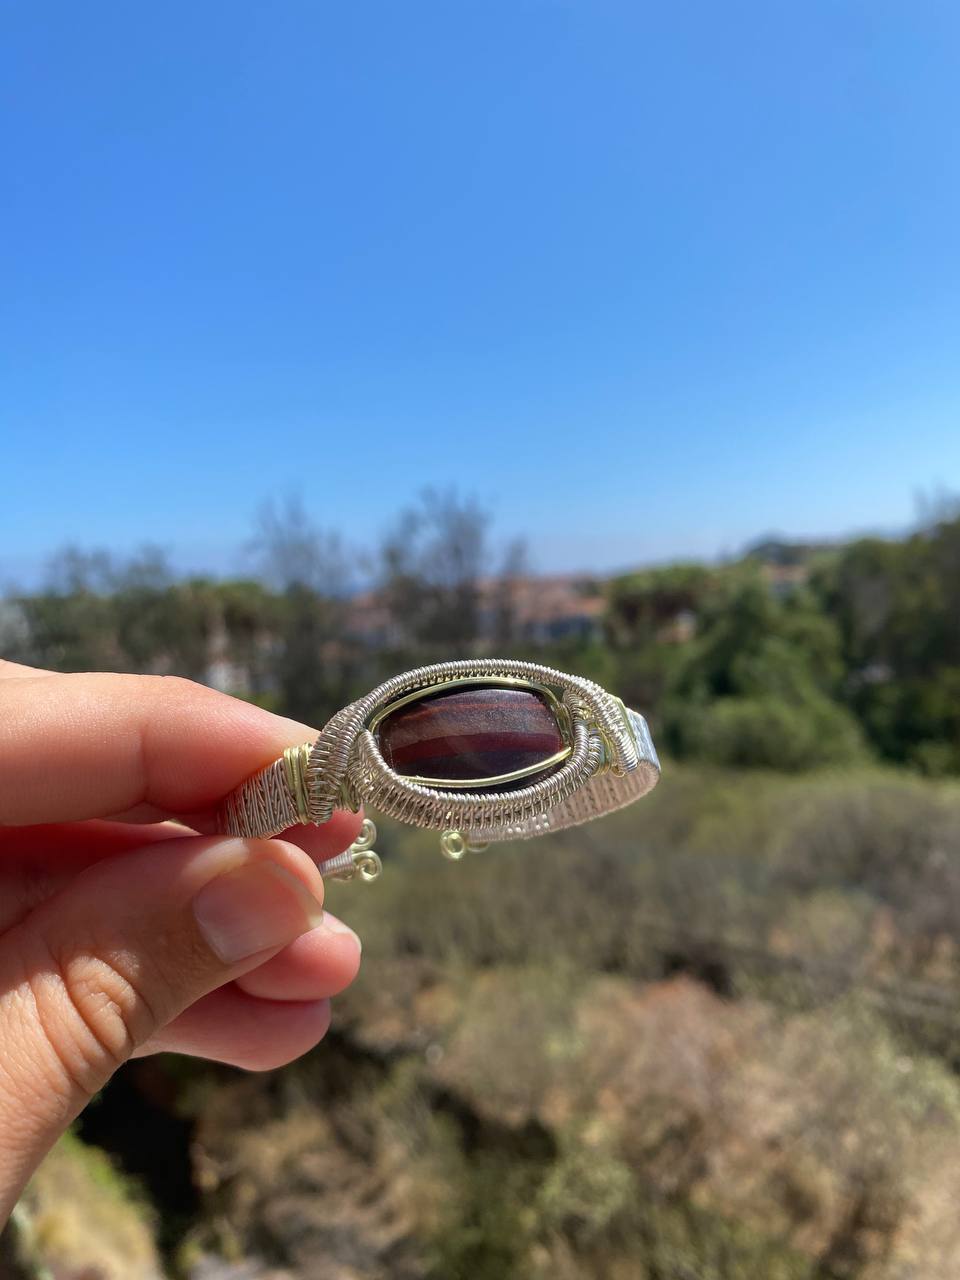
[376,685,564,786]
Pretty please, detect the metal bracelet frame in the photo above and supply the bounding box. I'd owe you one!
[219,658,661,881]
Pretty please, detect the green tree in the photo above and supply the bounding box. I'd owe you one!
[378,488,490,655]
[15,547,119,671]
[248,496,359,723]
[812,512,960,772]
[664,573,865,769]
[217,578,278,700]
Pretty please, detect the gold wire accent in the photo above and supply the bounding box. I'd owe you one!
[353,849,383,880]
[365,674,567,731]
[440,830,467,860]
[282,742,312,824]
[401,745,573,790]
[353,817,377,850]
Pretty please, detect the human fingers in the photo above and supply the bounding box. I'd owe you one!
[132,986,333,1071]
[0,659,48,679]
[1,809,365,871]
[135,911,367,1067]
[234,911,361,1002]
[0,812,365,954]
[137,913,361,1067]
[1,818,361,1010]
[0,671,323,824]
[0,833,328,1222]
[153,810,366,865]
[0,820,199,933]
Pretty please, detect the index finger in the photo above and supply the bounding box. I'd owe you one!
[0,658,48,679]
[0,672,322,826]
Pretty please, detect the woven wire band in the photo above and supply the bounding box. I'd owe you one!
[219,659,660,840]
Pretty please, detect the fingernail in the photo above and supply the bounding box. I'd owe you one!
[321,912,362,954]
[193,861,324,964]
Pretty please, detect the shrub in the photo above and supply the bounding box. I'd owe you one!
[669,693,866,770]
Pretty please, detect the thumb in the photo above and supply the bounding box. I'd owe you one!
[0,835,324,1220]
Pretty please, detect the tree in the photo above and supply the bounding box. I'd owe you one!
[15,545,119,671]
[108,547,220,680]
[247,496,359,724]
[378,489,491,655]
[811,514,960,772]
[489,537,529,651]
[605,564,715,651]
[663,572,866,769]
[217,578,278,700]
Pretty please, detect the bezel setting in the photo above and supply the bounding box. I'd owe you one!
[367,675,574,790]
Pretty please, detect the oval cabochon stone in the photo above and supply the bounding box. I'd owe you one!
[376,684,564,786]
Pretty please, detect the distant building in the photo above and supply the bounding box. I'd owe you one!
[480,575,606,645]
[342,575,607,648]
[657,608,697,644]
[744,536,837,598]
[759,562,810,598]
[344,590,401,649]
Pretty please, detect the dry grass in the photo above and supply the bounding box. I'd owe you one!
[23,763,960,1280]
[20,1129,162,1280]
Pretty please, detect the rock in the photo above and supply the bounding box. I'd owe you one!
[376,685,564,785]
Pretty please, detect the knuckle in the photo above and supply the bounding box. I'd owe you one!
[34,940,159,1096]
[142,672,205,704]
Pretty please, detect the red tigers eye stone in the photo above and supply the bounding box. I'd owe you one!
[376,685,564,785]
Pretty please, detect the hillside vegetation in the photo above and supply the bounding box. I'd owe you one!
[4,496,960,775]
[4,497,960,1277]
[9,765,960,1280]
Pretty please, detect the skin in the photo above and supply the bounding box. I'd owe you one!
[0,660,365,1223]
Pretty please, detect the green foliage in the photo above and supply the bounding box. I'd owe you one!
[603,513,960,772]
[322,767,960,1277]
[9,506,960,772]
[606,562,716,648]
[811,516,960,770]
[424,1151,543,1280]
[337,765,960,1045]
[669,693,865,770]
[657,574,866,769]
[13,503,960,1275]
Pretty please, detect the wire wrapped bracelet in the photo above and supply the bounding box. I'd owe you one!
[218,658,661,883]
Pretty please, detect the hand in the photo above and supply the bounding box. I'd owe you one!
[0,660,364,1223]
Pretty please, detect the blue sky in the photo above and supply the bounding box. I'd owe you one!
[2,1,959,585]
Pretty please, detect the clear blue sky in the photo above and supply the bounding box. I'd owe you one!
[2,1,959,585]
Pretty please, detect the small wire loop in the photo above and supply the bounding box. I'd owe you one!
[317,844,383,882]
[441,830,467,861]
[355,850,382,881]
[353,817,377,851]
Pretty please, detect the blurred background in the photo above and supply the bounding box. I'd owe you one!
[3,3,960,1278]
